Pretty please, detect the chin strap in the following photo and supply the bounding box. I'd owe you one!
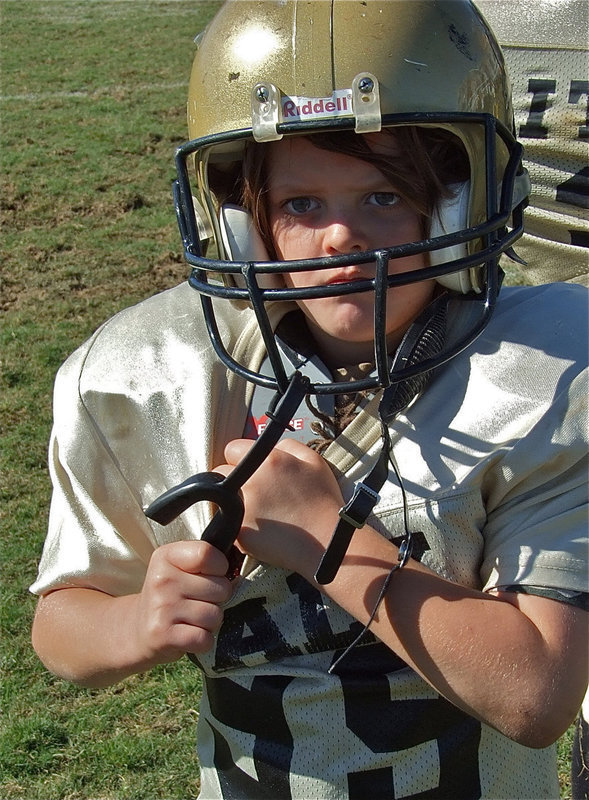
[314,292,449,586]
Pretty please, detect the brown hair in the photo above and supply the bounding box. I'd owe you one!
[215,127,470,259]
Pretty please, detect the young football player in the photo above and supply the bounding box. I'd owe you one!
[31,2,588,798]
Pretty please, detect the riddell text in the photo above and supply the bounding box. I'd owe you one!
[282,96,350,118]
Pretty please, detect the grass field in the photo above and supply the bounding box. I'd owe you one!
[0,1,577,798]
[1,2,222,797]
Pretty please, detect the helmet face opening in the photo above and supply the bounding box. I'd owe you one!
[175,0,530,395]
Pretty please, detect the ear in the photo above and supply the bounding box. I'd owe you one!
[429,181,475,294]
[219,204,284,288]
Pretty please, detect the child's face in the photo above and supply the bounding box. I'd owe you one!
[266,134,436,367]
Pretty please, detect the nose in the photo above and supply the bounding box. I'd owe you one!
[322,216,367,256]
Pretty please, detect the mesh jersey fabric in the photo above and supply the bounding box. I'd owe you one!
[31,280,588,799]
[476,0,589,285]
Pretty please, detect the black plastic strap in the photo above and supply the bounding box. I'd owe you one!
[314,422,390,585]
[313,295,450,585]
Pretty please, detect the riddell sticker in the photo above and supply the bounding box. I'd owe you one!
[281,88,353,121]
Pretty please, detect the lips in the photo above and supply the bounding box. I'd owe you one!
[325,270,372,286]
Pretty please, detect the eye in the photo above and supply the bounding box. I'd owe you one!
[368,192,400,207]
[283,196,320,215]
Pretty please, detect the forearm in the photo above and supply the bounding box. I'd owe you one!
[32,541,231,688]
[302,525,587,747]
[221,438,587,747]
[32,588,160,688]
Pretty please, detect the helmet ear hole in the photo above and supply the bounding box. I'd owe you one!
[429,182,476,294]
[220,203,269,261]
[219,204,284,288]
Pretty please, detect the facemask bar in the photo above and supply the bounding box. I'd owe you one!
[173,112,527,395]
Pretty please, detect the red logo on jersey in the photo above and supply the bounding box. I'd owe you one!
[246,414,305,438]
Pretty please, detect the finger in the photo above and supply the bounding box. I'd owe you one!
[224,438,256,465]
[158,540,230,577]
[212,464,233,479]
[182,573,233,605]
[177,624,217,655]
[277,438,338,472]
[161,616,222,656]
[170,597,226,633]
[275,437,313,457]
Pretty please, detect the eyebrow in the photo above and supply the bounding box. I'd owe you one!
[268,173,399,196]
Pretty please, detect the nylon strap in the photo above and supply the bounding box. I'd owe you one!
[313,294,449,585]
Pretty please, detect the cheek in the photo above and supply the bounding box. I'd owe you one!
[388,252,427,276]
[388,278,436,313]
[271,218,320,262]
[283,270,317,291]
[270,218,295,260]
[381,212,425,260]
[386,213,428,275]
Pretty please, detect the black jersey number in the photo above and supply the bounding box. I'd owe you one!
[339,669,482,799]
[203,664,482,799]
[556,167,589,213]
[205,673,295,799]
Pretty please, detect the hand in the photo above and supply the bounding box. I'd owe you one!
[130,540,233,666]
[217,438,343,578]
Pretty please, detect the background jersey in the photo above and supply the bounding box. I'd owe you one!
[476,0,589,285]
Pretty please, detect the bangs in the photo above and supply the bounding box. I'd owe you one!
[235,127,470,260]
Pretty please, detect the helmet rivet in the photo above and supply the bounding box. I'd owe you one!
[255,85,270,103]
[358,76,374,94]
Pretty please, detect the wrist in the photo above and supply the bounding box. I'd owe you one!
[295,505,344,584]
[308,524,403,609]
[87,592,163,684]
[32,588,170,689]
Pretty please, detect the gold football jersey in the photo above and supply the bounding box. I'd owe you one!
[476,0,589,285]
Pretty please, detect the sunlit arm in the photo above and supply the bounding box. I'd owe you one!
[308,525,587,749]
[223,437,588,749]
[31,540,232,688]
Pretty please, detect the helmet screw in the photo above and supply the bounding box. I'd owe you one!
[255,85,270,103]
[358,76,374,94]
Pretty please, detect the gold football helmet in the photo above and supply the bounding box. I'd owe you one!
[173,0,530,394]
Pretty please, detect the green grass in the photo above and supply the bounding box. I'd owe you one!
[1,2,221,797]
[0,2,578,798]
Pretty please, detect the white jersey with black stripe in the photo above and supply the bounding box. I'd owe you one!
[476,0,589,285]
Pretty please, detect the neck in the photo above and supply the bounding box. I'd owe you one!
[306,320,404,370]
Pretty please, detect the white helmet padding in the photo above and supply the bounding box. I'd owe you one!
[219,203,268,261]
[429,181,474,294]
[428,172,531,294]
[220,203,269,263]
[219,204,282,289]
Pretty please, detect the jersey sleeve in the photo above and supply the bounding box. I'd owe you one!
[481,368,588,594]
[29,335,163,597]
[29,285,271,598]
